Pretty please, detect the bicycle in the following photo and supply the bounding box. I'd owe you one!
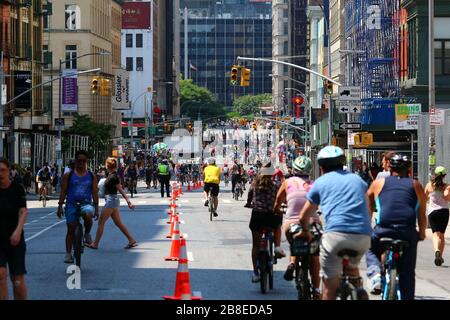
[40,182,50,208]
[257,228,277,294]
[336,249,369,300]
[288,223,323,300]
[208,192,214,221]
[224,174,230,187]
[234,182,243,201]
[380,238,409,300]
[73,202,86,268]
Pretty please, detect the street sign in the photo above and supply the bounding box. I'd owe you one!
[55,118,65,126]
[0,126,10,131]
[430,108,445,126]
[338,105,361,114]
[338,86,361,101]
[395,104,420,130]
[339,122,362,130]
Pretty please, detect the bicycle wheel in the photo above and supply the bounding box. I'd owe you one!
[259,253,268,294]
[42,189,47,208]
[337,282,355,300]
[268,242,274,289]
[74,223,83,268]
[209,198,213,221]
[297,259,312,300]
[383,269,398,300]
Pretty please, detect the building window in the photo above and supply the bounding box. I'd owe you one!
[435,39,450,76]
[136,57,143,71]
[43,13,49,29]
[65,5,81,30]
[126,34,133,48]
[136,34,143,48]
[126,57,133,71]
[65,45,77,69]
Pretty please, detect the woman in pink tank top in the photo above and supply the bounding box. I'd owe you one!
[274,156,322,299]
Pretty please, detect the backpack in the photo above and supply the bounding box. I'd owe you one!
[98,177,107,198]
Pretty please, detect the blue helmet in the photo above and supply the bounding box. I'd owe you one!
[317,146,346,168]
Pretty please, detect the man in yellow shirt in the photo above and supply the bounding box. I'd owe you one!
[204,158,221,217]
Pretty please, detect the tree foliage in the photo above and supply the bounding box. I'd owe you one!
[180,79,226,120]
[233,94,272,116]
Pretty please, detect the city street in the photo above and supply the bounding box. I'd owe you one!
[17,182,450,300]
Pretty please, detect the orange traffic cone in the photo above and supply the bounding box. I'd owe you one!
[166,211,183,239]
[165,215,182,261]
[178,185,183,195]
[167,208,174,224]
[163,239,202,300]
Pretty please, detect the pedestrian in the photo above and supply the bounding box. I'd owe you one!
[0,159,28,300]
[358,162,374,185]
[23,167,32,194]
[425,166,450,266]
[88,157,137,250]
[376,151,395,179]
[158,159,171,198]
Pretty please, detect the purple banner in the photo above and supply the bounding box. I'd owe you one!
[62,70,78,112]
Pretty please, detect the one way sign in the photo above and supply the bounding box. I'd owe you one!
[338,105,361,114]
[339,122,362,130]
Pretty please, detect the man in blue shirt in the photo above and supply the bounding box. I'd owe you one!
[298,146,372,300]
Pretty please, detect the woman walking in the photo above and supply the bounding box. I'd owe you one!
[88,158,138,250]
[425,166,450,266]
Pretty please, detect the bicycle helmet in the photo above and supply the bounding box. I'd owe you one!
[292,156,313,176]
[208,157,216,165]
[317,146,346,168]
[389,154,411,171]
[435,166,447,176]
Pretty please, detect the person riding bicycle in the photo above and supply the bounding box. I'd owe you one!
[223,164,230,183]
[125,163,138,194]
[247,162,285,283]
[192,164,200,185]
[203,158,221,217]
[274,156,322,299]
[297,146,372,300]
[57,150,99,264]
[231,160,242,195]
[366,154,427,300]
[37,167,52,201]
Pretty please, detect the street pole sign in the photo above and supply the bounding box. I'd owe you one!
[338,105,361,114]
[339,122,362,130]
[338,86,361,101]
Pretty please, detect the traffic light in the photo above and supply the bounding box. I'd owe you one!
[100,78,111,97]
[292,96,304,106]
[241,68,251,87]
[91,77,99,95]
[230,65,239,86]
[326,80,333,95]
[252,123,257,130]
[163,122,169,133]
[187,123,193,131]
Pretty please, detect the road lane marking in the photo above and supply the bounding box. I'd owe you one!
[182,233,188,239]
[222,200,231,204]
[25,220,65,242]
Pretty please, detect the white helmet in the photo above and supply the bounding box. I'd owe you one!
[208,158,216,165]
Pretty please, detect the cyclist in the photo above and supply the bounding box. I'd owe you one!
[203,158,221,217]
[37,167,52,202]
[425,166,450,266]
[248,162,285,283]
[192,164,200,186]
[366,154,427,300]
[274,156,322,299]
[57,150,99,264]
[223,164,230,186]
[297,146,372,300]
[247,166,256,185]
[376,151,395,180]
[231,160,242,195]
[124,162,138,195]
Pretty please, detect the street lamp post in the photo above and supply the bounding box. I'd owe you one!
[57,51,110,173]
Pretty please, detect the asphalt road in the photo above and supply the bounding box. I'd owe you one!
[13,182,450,300]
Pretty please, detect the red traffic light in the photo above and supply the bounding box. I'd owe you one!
[292,96,304,106]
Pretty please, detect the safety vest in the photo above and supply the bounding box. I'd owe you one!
[158,164,169,175]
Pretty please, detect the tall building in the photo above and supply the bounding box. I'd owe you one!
[180,0,272,108]
[0,0,45,168]
[43,0,123,165]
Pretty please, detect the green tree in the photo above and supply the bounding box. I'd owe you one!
[233,93,272,116]
[63,114,115,160]
[180,79,226,120]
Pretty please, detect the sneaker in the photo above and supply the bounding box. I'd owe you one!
[84,233,93,246]
[64,253,74,264]
[284,263,295,281]
[213,210,218,217]
[252,273,260,283]
[435,251,444,266]
[274,247,286,259]
[204,200,209,207]
[369,273,382,295]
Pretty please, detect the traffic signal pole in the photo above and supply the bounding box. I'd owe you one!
[346,37,354,173]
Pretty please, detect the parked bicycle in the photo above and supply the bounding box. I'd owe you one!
[380,238,409,300]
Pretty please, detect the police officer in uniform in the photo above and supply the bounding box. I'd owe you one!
[158,159,171,198]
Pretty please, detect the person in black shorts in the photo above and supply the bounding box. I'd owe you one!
[0,159,28,300]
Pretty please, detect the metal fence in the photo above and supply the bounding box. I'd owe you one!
[418,110,450,186]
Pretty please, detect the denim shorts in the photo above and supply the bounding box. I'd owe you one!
[65,203,95,224]
[105,194,120,209]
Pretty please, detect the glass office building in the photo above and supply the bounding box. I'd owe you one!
[180,0,272,108]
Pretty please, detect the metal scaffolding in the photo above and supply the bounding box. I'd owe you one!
[344,0,401,125]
